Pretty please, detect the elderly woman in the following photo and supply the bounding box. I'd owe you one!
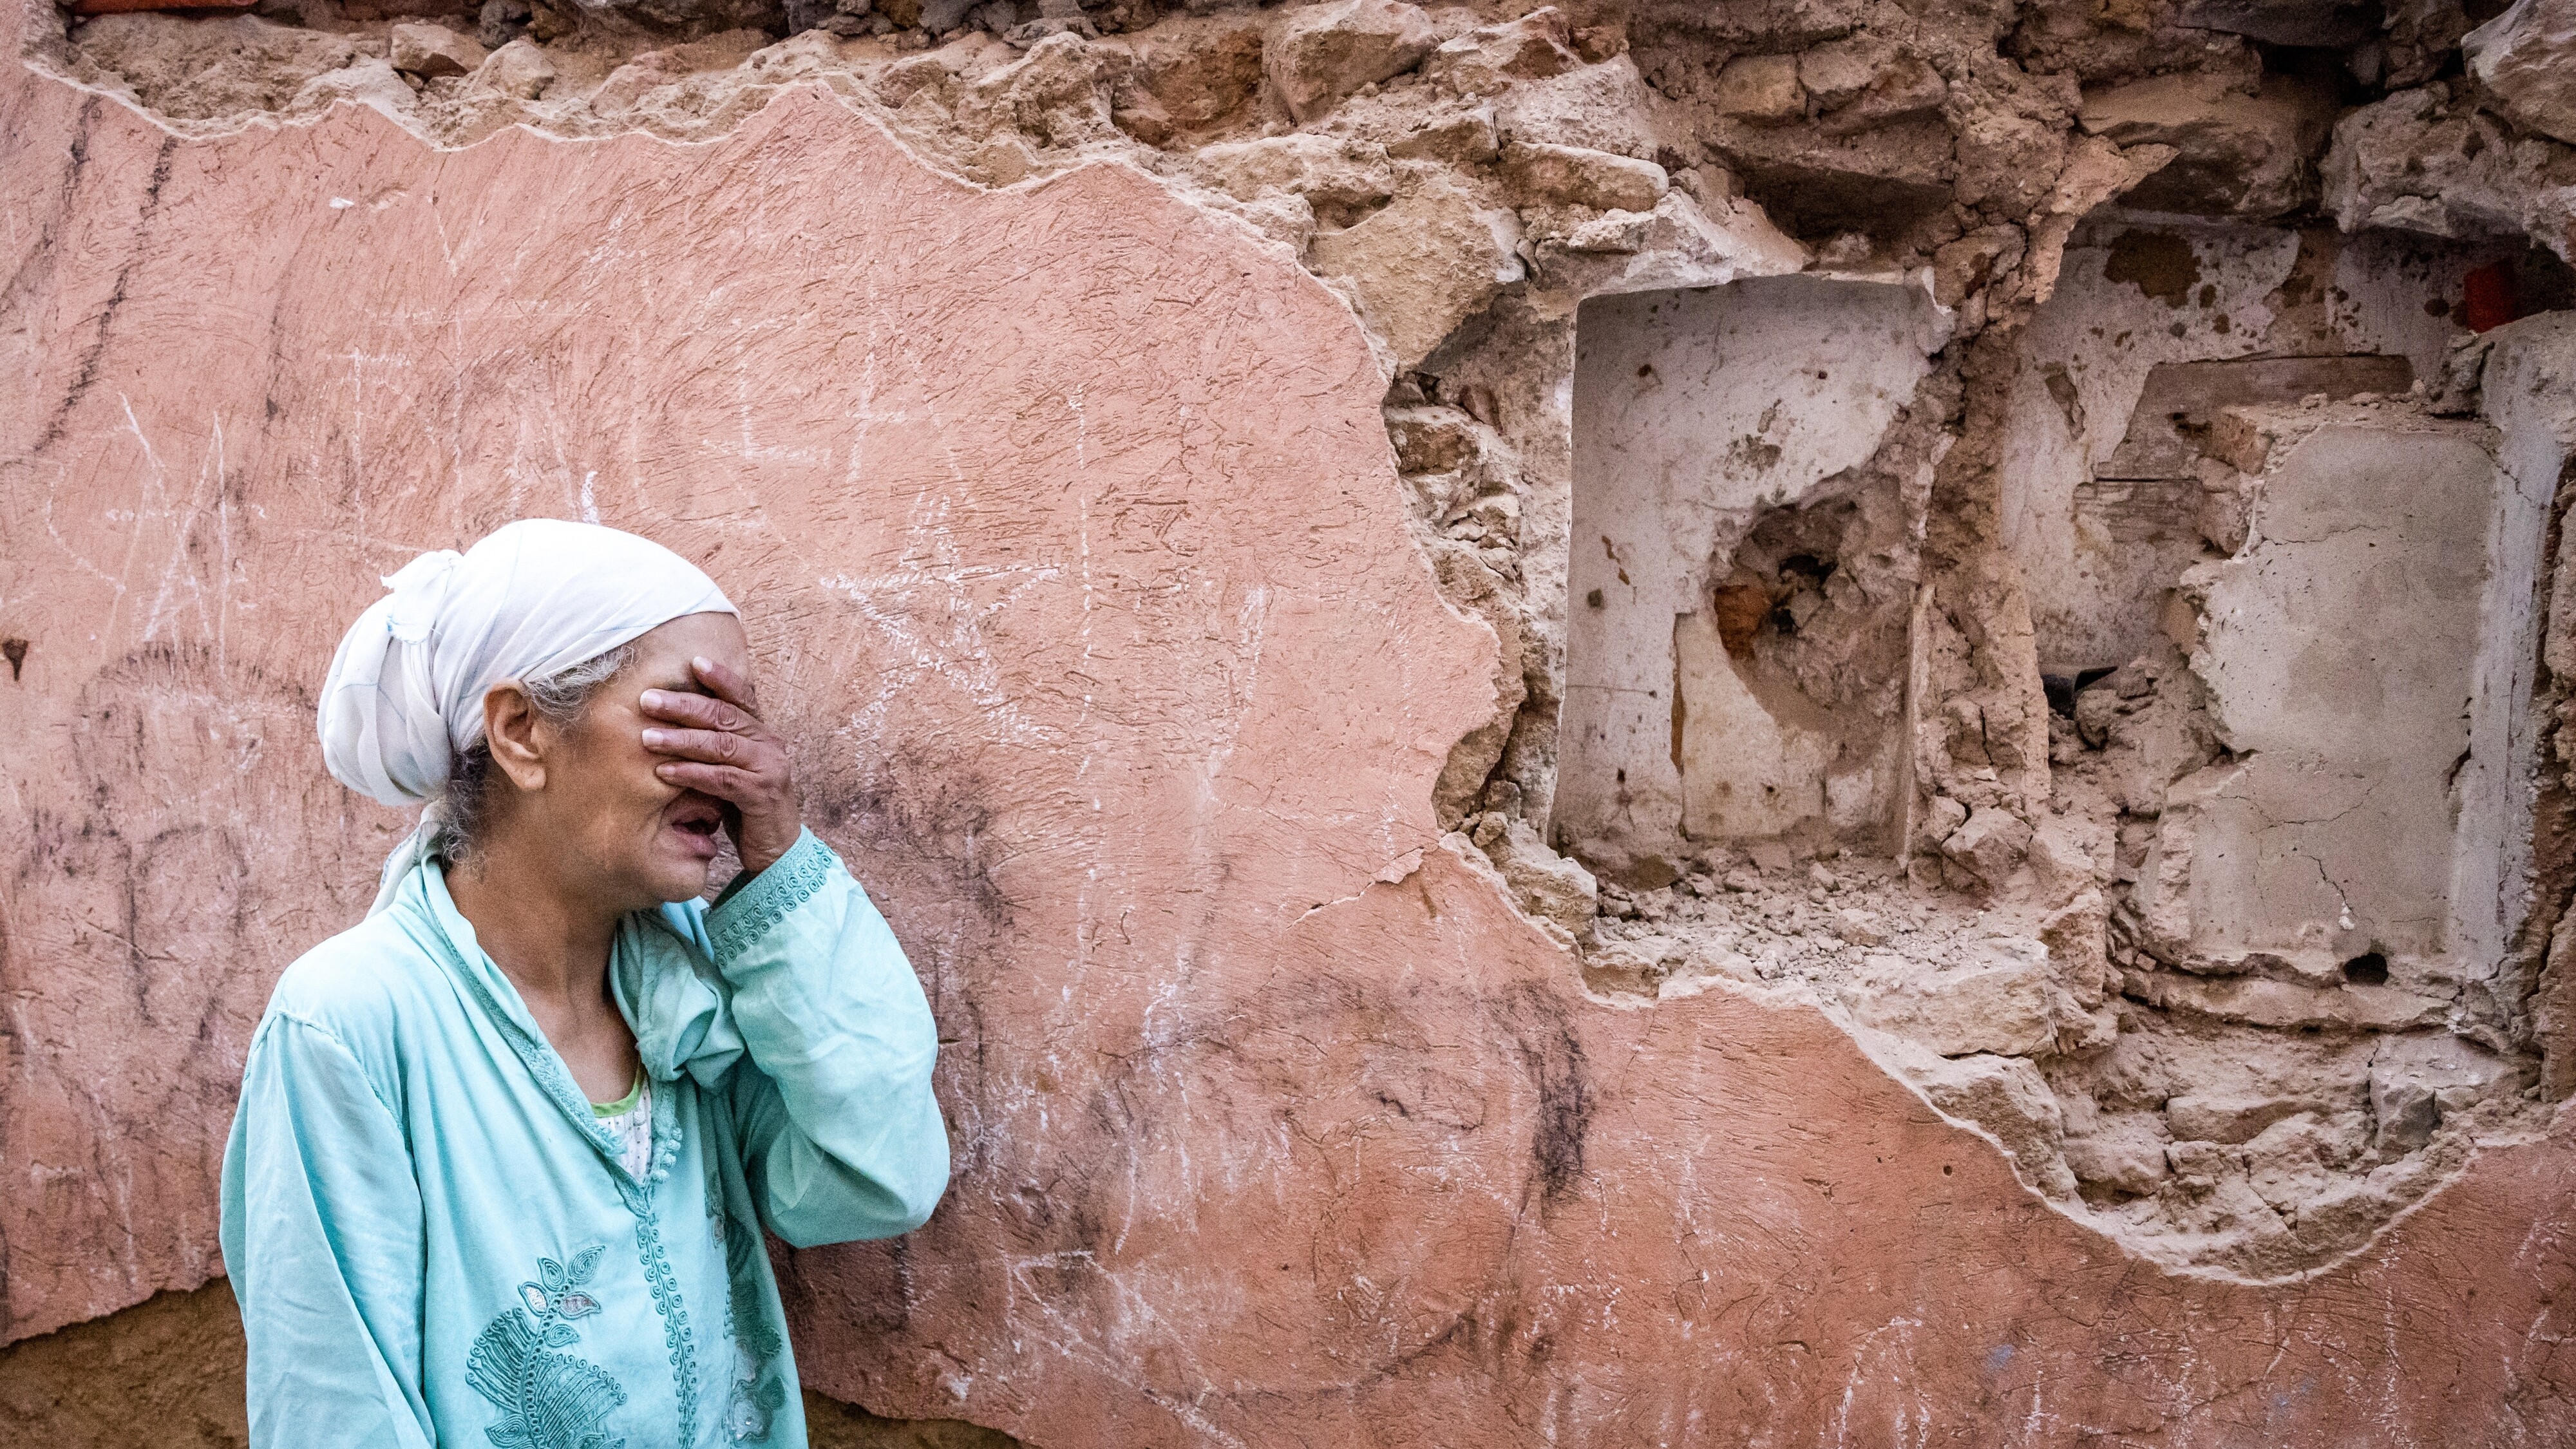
[219,520,948,1448]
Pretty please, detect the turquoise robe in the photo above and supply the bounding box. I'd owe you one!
[218,828,949,1448]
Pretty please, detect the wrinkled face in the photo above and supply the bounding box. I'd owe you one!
[523,611,749,911]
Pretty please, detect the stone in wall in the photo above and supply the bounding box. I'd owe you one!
[2077,70,2339,221]
[2465,0,2576,147]
[2324,83,2576,261]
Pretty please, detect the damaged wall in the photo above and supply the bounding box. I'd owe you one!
[14,0,2576,1439]
[1560,275,1946,869]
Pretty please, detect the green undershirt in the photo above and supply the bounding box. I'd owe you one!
[589,1072,645,1118]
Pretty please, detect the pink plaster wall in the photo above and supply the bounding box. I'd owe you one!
[6,11,2576,1443]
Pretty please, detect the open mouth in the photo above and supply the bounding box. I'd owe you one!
[668,797,724,846]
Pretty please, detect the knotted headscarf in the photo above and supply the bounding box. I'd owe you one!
[318,518,737,913]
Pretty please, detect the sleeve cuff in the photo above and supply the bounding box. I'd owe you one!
[706,828,837,964]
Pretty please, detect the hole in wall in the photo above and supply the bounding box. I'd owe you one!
[2042,667,2116,717]
[1730,163,1954,258]
[1558,274,1946,884]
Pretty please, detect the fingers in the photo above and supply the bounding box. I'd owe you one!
[653,759,765,800]
[690,655,760,715]
[643,659,798,875]
[638,690,752,734]
[639,726,757,766]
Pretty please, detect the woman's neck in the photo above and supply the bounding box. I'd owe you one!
[444,821,638,1100]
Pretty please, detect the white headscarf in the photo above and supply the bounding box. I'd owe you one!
[318,518,737,911]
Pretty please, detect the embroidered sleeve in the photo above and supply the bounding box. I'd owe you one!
[705,828,835,964]
[708,829,951,1247]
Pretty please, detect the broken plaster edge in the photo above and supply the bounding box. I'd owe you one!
[1842,1012,2572,1289]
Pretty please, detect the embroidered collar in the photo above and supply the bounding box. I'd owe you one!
[386,856,737,1191]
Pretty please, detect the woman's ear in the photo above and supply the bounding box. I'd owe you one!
[482,684,549,792]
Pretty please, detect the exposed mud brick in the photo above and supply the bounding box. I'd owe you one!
[1195,131,1392,211]
[65,12,361,117]
[2165,1092,2322,1145]
[290,54,416,115]
[2466,0,2576,147]
[1933,224,2025,307]
[1795,35,1945,132]
[2325,86,2576,254]
[2171,0,2383,46]
[2063,1111,2174,1195]
[1488,53,1658,157]
[69,0,254,14]
[2126,971,2456,1030]
[1262,0,1437,124]
[1629,0,1878,52]
[2369,1072,2442,1152]
[1381,104,1498,164]
[1886,1045,2079,1197]
[2373,1032,2526,1112]
[1130,15,1264,129]
[1424,546,1529,826]
[1953,111,2067,219]
[1384,404,1479,475]
[1942,805,2033,886]
[2093,355,2414,480]
[2005,0,2246,82]
[1420,6,1578,93]
[2204,405,2277,476]
[1716,120,1960,247]
[1473,819,1600,942]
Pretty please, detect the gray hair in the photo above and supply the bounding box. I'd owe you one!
[439,643,636,863]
